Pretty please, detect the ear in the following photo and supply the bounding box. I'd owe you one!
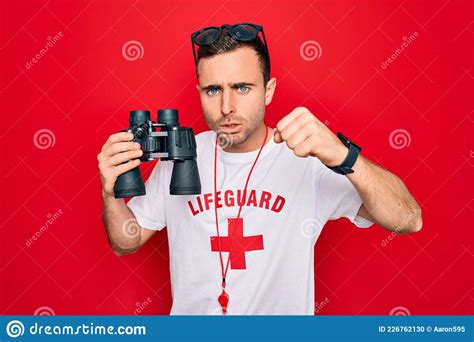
[264,77,277,106]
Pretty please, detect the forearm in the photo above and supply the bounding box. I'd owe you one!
[273,107,422,233]
[347,155,422,233]
[102,192,142,255]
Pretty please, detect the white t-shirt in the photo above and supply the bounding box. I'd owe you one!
[127,130,373,315]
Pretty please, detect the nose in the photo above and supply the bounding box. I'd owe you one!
[220,89,235,116]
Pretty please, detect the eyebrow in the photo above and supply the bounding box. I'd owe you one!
[201,82,257,91]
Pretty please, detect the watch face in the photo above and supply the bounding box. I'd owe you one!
[337,132,350,147]
[337,132,361,152]
[327,133,360,175]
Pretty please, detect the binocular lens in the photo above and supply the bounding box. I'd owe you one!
[114,167,146,198]
[158,108,179,127]
[170,160,201,195]
[129,110,150,125]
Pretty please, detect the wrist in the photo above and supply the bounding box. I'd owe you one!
[325,132,362,175]
[347,153,366,178]
[323,143,349,167]
[102,189,120,203]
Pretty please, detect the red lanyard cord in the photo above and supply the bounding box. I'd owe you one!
[213,126,269,288]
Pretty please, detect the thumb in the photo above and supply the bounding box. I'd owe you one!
[273,129,283,143]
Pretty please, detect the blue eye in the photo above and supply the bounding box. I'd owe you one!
[207,88,219,96]
[238,86,250,93]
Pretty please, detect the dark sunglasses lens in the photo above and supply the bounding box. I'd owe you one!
[231,24,259,41]
[194,28,221,46]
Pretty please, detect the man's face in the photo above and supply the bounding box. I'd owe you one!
[196,47,275,148]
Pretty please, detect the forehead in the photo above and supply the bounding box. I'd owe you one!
[197,47,262,85]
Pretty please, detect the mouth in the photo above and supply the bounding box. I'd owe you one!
[220,123,242,133]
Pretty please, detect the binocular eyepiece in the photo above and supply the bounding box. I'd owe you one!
[113,109,202,198]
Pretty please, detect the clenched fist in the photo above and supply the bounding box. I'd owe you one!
[273,107,348,167]
[97,132,143,197]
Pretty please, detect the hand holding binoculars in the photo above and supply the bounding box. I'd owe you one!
[113,109,202,198]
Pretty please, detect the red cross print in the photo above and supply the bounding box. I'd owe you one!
[210,218,264,270]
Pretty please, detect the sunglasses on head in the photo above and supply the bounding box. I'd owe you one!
[191,22,270,69]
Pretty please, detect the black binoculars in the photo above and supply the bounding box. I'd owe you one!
[113,109,202,198]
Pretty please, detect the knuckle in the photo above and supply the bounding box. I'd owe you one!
[111,144,120,154]
[300,110,310,117]
[121,161,134,172]
[305,122,317,133]
[307,121,319,133]
[293,144,307,157]
[294,149,306,157]
[286,139,295,149]
[297,114,310,125]
[280,131,288,141]
[124,150,138,161]
[112,154,121,165]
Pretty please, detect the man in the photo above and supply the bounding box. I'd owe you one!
[98,23,422,315]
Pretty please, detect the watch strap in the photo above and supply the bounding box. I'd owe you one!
[326,133,361,175]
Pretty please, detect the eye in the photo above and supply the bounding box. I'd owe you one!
[237,85,250,93]
[207,87,219,96]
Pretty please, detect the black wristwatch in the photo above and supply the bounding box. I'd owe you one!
[326,132,361,175]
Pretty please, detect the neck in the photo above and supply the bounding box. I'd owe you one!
[222,124,274,153]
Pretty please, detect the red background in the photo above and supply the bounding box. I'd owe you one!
[1,0,472,315]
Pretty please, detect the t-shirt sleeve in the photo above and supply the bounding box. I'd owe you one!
[126,161,168,231]
[315,162,374,228]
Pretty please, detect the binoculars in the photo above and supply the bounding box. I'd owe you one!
[113,109,202,198]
